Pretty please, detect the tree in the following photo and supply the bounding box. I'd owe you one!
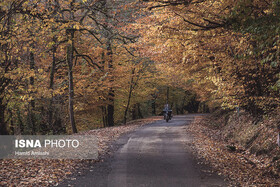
[138,0,280,115]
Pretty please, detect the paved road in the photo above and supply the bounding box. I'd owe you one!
[58,115,227,187]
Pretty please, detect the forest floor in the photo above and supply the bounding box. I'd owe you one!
[0,117,161,186]
[187,114,280,186]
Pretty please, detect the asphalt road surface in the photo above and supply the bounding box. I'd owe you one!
[58,115,227,187]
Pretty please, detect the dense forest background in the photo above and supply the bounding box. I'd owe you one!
[0,0,279,135]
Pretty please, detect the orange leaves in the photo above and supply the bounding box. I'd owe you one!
[188,115,280,186]
[138,0,280,113]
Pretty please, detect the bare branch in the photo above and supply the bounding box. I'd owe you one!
[174,12,223,30]
[74,47,102,70]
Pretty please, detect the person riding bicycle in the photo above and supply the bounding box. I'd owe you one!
[163,104,172,120]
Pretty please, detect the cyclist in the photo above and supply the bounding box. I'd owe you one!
[163,104,172,120]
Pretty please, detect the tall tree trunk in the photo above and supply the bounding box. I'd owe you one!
[29,51,36,134]
[67,29,78,134]
[100,0,115,127]
[166,86,169,104]
[132,104,137,120]
[107,40,115,127]
[107,90,115,126]
[100,52,108,127]
[48,42,56,133]
[17,110,24,134]
[131,103,143,120]
[180,94,186,114]
[152,100,156,116]
[65,0,78,134]
[8,109,14,134]
[0,98,8,135]
[0,4,11,135]
[0,78,9,135]
[123,68,136,124]
[137,103,143,119]
[151,94,157,116]
[101,106,107,127]
[123,87,133,124]
[176,103,179,115]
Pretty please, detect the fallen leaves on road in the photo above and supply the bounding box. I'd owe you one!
[187,116,280,186]
[80,117,161,156]
[0,117,160,186]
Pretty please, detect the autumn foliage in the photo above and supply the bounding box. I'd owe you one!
[0,0,279,135]
[141,0,280,115]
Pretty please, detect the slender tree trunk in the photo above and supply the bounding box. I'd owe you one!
[151,92,157,116]
[123,84,133,124]
[49,47,56,90]
[152,94,157,116]
[107,41,114,127]
[0,98,8,135]
[100,0,115,127]
[100,52,108,127]
[67,29,78,134]
[17,110,24,134]
[29,51,36,134]
[48,43,56,133]
[123,68,136,124]
[65,0,78,134]
[132,104,137,120]
[8,109,14,134]
[0,5,11,135]
[152,100,156,116]
[107,89,115,126]
[0,78,9,135]
[101,106,107,127]
[132,103,143,120]
[137,103,143,119]
[180,94,186,114]
[176,103,179,115]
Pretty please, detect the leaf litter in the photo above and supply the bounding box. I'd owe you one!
[187,115,280,186]
[0,117,160,186]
